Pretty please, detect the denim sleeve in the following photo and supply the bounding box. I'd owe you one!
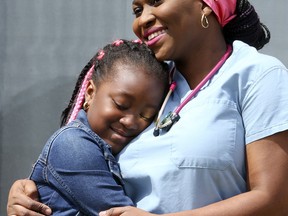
[46,127,134,215]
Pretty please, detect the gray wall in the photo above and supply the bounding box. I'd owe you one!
[0,0,135,213]
[0,0,287,214]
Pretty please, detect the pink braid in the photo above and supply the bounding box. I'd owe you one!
[97,50,105,60]
[113,39,124,46]
[67,65,95,123]
[132,39,143,44]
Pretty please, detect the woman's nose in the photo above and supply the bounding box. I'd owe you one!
[138,5,155,28]
[119,115,139,130]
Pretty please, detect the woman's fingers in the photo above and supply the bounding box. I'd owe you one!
[7,204,48,216]
[7,179,52,216]
[7,191,52,216]
[99,206,153,216]
[99,207,129,216]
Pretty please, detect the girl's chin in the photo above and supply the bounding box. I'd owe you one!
[109,133,131,147]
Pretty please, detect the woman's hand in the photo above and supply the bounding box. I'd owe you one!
[99,206,156,216]
[7,179,52,216]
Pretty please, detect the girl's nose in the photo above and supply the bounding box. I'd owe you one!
[119,115,139,130]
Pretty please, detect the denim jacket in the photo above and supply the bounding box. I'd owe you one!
[29,110,134,216]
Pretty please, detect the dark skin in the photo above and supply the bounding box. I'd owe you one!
[132,0,226,89]
[7,0,288,215]
[7,179,52,216]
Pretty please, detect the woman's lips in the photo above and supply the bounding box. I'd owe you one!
[147,29,166,41]
[143,27,167,46]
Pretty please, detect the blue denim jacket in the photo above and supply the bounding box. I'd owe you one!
[29,110,134,216]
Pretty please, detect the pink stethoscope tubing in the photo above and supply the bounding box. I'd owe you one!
[154,45,232,136]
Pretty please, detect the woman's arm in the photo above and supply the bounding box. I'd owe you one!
[7,179,52,216]
[99,130,288,216]
[7,131,288,216]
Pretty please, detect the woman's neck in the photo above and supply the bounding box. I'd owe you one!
[175,41,228,89]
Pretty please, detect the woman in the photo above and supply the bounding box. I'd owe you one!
[7,0,288,215]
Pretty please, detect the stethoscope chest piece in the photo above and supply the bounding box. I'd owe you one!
[153,111,180,136]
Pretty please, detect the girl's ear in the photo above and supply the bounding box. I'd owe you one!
[85,80,97,102]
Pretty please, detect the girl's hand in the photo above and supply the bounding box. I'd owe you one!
[99,206,156,216]
[7,179,52,216]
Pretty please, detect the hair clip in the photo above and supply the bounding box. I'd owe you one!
[113,39,124,46]
[132,39,143,44]
[97,50,105,60]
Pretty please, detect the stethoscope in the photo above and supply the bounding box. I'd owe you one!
[153,45,232,136]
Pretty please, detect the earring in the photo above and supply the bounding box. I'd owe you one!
[201,14,209,29]
[83,101,89,111]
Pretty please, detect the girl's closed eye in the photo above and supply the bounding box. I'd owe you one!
[113,99,129,111]
[140,114,154,122]
[139,111,157,122]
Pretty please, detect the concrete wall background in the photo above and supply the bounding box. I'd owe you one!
[1,0,287,214]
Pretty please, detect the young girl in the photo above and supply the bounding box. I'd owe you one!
[28,39,169,215]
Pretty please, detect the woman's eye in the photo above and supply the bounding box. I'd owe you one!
[133,7,142,17]
[132,0,162,17]
[150,0,162,6]
[154,0,162,5]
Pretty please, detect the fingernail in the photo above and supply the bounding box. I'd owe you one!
[44,208,52,215]
[99,211,106,216]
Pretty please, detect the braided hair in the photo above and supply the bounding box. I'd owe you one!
[223,0,270,50]
[60,39,169,126]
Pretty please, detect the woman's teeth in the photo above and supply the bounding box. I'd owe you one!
[148,30,166,41]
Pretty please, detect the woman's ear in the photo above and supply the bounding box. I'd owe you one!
[85,80,96,102]
[203,6,213,16]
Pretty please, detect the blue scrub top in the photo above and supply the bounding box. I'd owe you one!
[117,41,288,213]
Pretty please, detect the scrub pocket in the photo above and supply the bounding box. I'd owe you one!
[170,99,240,171]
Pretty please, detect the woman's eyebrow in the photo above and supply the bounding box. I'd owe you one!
[132,0,141,5]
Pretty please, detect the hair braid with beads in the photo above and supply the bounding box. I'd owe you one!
[60,55,97,126]
[60,39,169,126]
[223,0,270,50]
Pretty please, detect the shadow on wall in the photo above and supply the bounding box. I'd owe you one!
[1,75,76,214]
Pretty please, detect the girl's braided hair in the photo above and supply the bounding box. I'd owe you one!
[60,39,169,126]
[223,0,270,50]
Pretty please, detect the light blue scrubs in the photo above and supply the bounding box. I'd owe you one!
[117,41,288,213]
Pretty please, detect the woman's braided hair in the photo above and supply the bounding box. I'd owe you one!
[223,0,270,50]
[60,39,169,126]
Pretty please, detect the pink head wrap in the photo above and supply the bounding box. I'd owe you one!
[203,0,237,27]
